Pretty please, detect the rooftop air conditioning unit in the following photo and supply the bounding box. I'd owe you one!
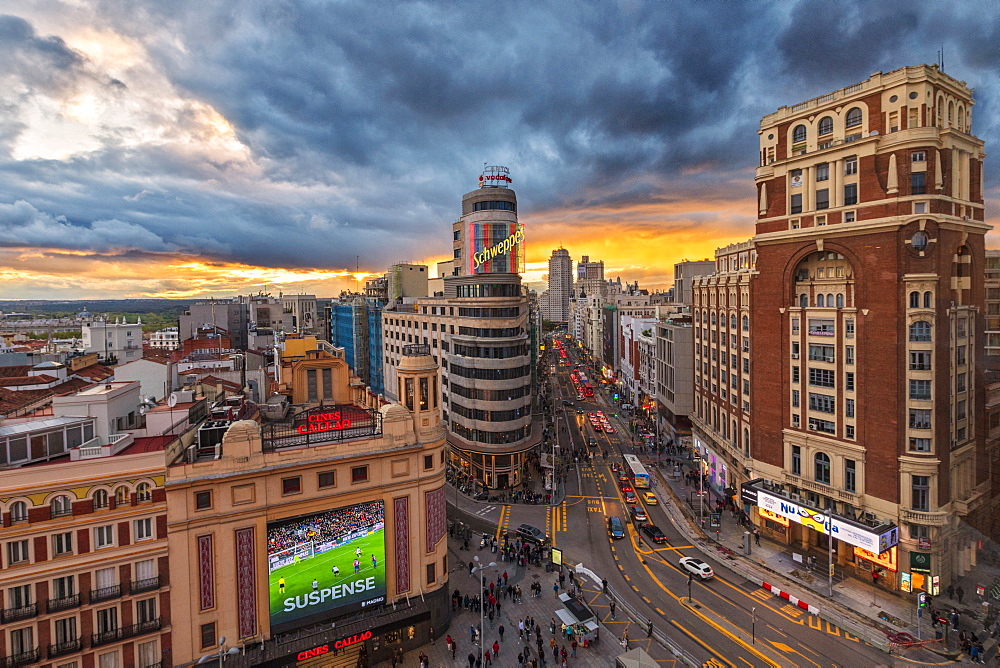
[808,424,817,431]
[791,353,799,359]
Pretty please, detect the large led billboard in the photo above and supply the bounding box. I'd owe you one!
[267,500,387,632]
[467,221,525,274]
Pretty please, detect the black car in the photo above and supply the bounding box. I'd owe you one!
[562,399,575,406]
[515,523,550,545]
[641,524,667,544]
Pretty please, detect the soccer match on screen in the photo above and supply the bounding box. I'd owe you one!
[267,500,387,629]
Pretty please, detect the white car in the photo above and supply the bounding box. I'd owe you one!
[679,556,714,580]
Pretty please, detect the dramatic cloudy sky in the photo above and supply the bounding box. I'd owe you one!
[1,1,999,299]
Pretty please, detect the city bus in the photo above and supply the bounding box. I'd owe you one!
[623,454,650,489]
[577,373,595,397]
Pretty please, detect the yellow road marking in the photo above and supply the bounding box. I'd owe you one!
[642,596,651,603]
[807,615,821,630]
[765,624,787,637]
[669,620,736,668]
[767,640,818,668]
[655,607,666,616]
[494,505,509,541]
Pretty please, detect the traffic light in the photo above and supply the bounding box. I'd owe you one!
[917,592,928,607]
[871,570,880,583]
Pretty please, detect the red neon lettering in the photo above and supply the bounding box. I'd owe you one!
[333,631,373,650]
[296,418,352,435]
[297,645,329,661]
[308,412,341,422]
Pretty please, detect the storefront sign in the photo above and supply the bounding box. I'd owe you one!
[756,490,898,553]
[900,572,912,592]
[931,576,940,595]
[551,547,563,566]
[910,552,932,574]
[918,538,931,550]
[298,629,375,660]
[853,546,897,572]
[296,411,352,435]
[741,479,762,506]
[757,507,790,527]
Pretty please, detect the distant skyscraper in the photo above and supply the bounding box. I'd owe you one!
[545,248,572,323]
[576,255,606,299]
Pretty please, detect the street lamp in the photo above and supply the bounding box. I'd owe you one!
[472,556,497,661]
[198,638,241,665]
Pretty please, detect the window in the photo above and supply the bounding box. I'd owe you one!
[809,344,835,363]
[8,584,31,609]
[846,425,855,439]
[845,372,855,392]
[909,351,931,371]
[957,345,967,365]
[51,494,72,517]
[195,491,212,510]
[790,193,802,214]
[98,652,119,668]
[808,393,835,413]
[911,475,930,511]
[95,525,114,548]
[845,107,862,128]
[845,460,856,493]
[846,398,855,418]
[844,210,856,222]
[52,575,75,599]
[351,466,369,483]
[97,606,118,635]
[912,151,926,162]
[909,408,931,429]
[792,366,800,383]
[909,523,930,540]
[909,379,931,400]
[911,172,926,195]
[914,202,927,214]
[115,487,128,505]
[318,471,336,489]
[957,400,966,420]
[808,368,835,388]
[842,183,857,206]
[909,437,931,452]
[845,319,855,337]
[845,346,854,365]
[136,597,157,624]
[809,417,836,434]
[95,566,116,592]
[909,291,920,308]
[815,188,829,210]
[136,483,151,502]
[55,616,78,644]
[816,163,829,181]
[200,622,216,650]
[7,539,29,565]
[923,291,932,308]
[814,453,831,484]
[742,315,749,331]
[93,489,109,509]
[423,454,434,470]
[956,372,966,393]
[909,321,931,342]
[134,518,153,541]
[10,627,33,656]
[818,116,833,135]
[791,445,801,476]
[281,477,301,495]
[792,124,807,143]
[9,500,27,523]
[792,390,800,407]
[138,641,159,668]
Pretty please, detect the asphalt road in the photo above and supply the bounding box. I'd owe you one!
[543,344,951,667]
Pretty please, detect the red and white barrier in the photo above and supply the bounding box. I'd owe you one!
[761,581,820,615]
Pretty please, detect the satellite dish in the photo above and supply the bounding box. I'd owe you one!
[139,404,147,415]
[168,393,178,408]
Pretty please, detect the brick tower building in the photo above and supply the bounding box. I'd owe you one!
[746,65,988,593]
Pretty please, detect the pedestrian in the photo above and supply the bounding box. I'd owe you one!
[610,599,617,620]
[452,638,458,660]
[499,623,505,642]
[754,529,761,546]
[553,645,559,663]
[518,652,524,668]
[948,584,956,600]
[493,640,500,657]
[470,560,476,577]
[504,570,509,585]
[553,582,559,597]
[957,586,965,605]
[648,620,653,637]
[468,652,476,668]
[430,626,435,644]
[484,649,491,667]
[571,639,577,657]
[471,625,477,643]
[952,609,960,630]
[550,618,556,635]
[519,619,525,639]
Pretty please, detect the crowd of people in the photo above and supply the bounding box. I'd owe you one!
[267,501,383,555]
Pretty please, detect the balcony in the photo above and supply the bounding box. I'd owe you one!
[130,576,161,595]
[46,594,80,613]
[47,639,82,659]
[899,508,950,527]
[0,650,38,668]
[71,433,134,461]
[91,619,161,647]
[89,584,123,604]
[0,604,37,624]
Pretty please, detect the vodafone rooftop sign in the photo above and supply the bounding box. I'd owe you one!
[479,165,512,188]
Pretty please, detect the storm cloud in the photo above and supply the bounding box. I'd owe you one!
[0,1,998,298]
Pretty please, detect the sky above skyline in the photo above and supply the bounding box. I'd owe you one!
[1,1,999,300]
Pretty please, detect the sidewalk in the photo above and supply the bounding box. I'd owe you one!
[371,533,659,667]
[644,449,996,661]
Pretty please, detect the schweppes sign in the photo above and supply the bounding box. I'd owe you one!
[474,227,524,268]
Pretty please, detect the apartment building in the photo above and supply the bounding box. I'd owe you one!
[746,64,988,592]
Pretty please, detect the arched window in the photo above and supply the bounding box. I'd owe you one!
[818,116,833,135]
[826,293,834,306]
[93,489,109,509]
[51,494,72,517]
[136,482,152,502]
[792,125,807,143]
[710,312,716,326]
[909,291,920,308]
[815,452,831,485]
[695,311,701,324]
[909,321,932,342]
[836,294,845,308]
[923,291,932,308]
[743,428,750,456]
[742,315,749,331]
[115,486,129,505]
[936,98,944,127]
[845,107,863,128]
[958,106,965,131]
[10,500,27,523]
[817,294,825,307]
[948,101,955,126]
[730,314,737,330]
[799,294,808,308]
